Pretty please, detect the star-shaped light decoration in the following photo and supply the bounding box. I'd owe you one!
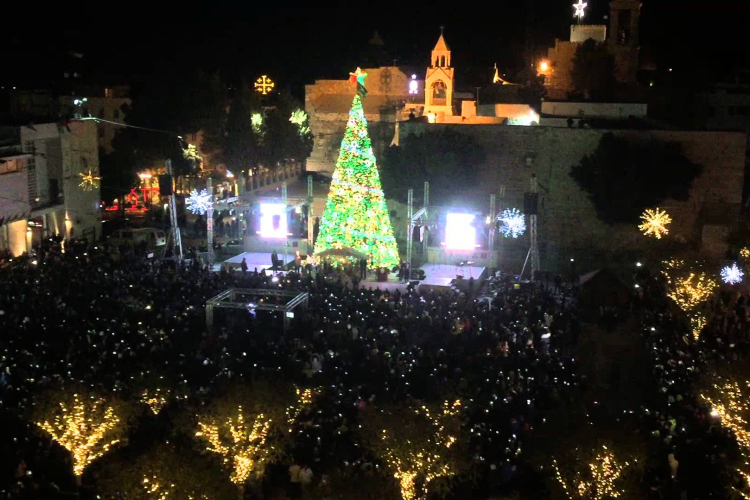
[639,208,672,239]
[186,189,212,215]
[573,0,587,21]
[78,170,101,191]
[721,263,744,285]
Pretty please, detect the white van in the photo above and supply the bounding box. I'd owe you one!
[109,228,167,249]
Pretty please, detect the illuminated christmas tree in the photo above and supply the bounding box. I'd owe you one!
[314,69,399,269]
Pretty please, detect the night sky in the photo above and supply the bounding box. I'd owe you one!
[2,0,749,96]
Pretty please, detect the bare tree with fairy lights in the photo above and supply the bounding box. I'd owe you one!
[33,389,131,485]
[360,400,470,500]
[190,382,316,498]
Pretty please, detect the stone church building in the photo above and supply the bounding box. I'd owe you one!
[540,0,642,99]
[303,4,747,268]
[305,30,535,174]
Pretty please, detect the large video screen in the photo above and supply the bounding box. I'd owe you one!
[445,213,476,251]
[259,203,288,238]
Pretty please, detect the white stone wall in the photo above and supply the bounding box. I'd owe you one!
[541,101,647,119]
[570,25,607,43]
[400,123,746,271]
[61,121,101,241]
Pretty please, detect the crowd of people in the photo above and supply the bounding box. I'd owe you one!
[631,267,750,499]
[0,237,746,499]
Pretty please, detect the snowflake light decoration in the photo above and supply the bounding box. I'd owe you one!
[498,208,526,238]
[186,189,212,215]
[639,208,672,239]
[78,170,101,191]
[721,263,744,285]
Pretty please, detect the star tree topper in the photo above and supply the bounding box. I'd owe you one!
[349,67,368,98]
[573,0,587,21]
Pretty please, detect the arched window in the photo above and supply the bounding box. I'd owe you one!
[441,55,446,67]
[435,57,440,67]
[431,81,447,105]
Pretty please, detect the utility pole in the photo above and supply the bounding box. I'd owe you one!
[307,175,314,246]
[206,177,214,268]
[520,176,540,280]
[423,181,429,259]
[282,181,288,266]
[164,159,183,261]
[406,181,429,280]
[488,194,496,251]
[407,188,413,278]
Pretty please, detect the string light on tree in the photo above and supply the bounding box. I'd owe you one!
[741,248,750,260]
[702,376,750,498]
[186,189,212,215]
[251,113,263,135]
[36,394,121,477]
[689,313,707,340]
[141,388,170,415]
[552,445,630,499]
[195,385,316,490]
[722,262,744,285]
[289,109,311,136]
[142,475,177,500]
[667,272,718,312]
[254,75,275,95]
[196,408,273,485]
[639,208,672,239]
[314,70,399,269]
[183,144,203,170]
[78,170,101,191]
[498,208,526,238]
[364,400,467,500]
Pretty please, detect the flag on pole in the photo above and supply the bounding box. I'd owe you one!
[349,67,369,98]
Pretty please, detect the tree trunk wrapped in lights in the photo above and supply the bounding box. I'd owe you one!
[526,407,647,500]
[313,83,400,269]
[95,442,236,500]
[34,391,128,482]
[700,361,750,499]
[192,383,316,494]
[361,400,470,500]
[551,444,636,500]
[661,258,718,340]
[140,387,171,415]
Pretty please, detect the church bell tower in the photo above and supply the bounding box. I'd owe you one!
[608,0,641,84]
[424,27,455,119]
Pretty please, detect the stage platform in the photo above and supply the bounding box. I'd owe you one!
[360,263,487,292]
[218,252,486,293]
[418,263,487,290]
[219,252,293,274]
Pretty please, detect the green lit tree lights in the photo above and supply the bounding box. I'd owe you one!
[314,88,399,269]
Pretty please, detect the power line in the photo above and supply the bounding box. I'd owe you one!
[77,117,184,139]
